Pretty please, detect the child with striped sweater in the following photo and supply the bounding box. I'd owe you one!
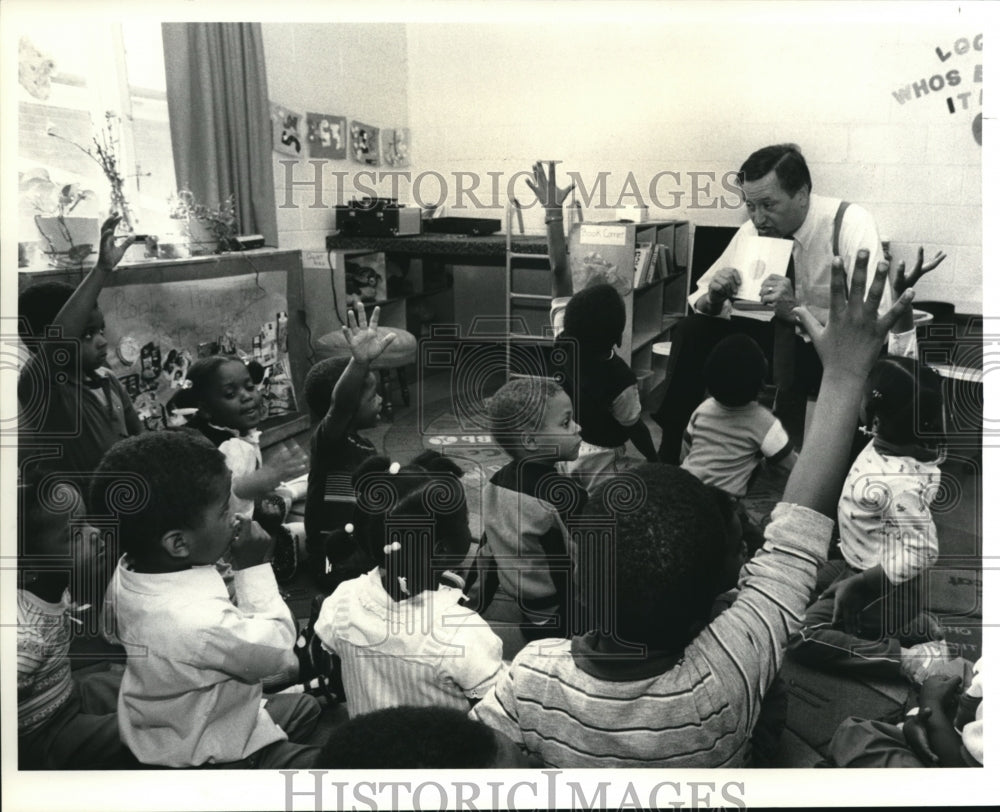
[17,474,134,769]
[472,251,914,767]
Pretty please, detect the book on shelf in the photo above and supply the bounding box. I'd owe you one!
[647,244,665,282]
[662,244,678,278]
[633,241,654,288]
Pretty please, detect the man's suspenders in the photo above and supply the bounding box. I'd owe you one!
[832,200,850,258]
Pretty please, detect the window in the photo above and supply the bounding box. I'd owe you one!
[17,22,176,258]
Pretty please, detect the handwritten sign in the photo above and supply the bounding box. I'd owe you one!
[579,224,628,246]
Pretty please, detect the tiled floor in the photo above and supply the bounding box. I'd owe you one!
[277,370,983,768]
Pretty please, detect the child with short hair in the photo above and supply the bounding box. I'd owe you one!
[303,302,394,586]
[471,250,914,767]
[17,216,141,482]
[314,452,504,718]
[17,472,135,769]
[680,333,797,497]
[96,431,321,768]
[470,375,587,657]
[527,161,657,493]
[788,258,948,680]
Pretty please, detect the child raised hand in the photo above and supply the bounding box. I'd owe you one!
[890,246,946,335]
[97,214,138,270]
[526,160,575,214]
[341,300,396,364]
[526,160,575,299]
[787,250,913,515]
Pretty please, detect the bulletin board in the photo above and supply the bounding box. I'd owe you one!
[98,269,295,429]
[18,251,307,436]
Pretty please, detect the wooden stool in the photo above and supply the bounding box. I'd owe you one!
[314,326,418,420]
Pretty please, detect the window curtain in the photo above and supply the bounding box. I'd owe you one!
[161,22,277,246]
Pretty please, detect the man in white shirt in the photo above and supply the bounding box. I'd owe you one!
[654,144,887,462]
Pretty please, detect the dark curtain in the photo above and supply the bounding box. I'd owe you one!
[161,22,277,246]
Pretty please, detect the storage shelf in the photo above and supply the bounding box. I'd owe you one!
[358,284,453,308]
[631,328,667,355]
[506,216,691,363]
[634,278,666,294]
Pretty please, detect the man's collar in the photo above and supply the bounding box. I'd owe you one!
[787,191,817,247]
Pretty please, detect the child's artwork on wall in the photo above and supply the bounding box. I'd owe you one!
[350,121,380,166]
[270,102,303,157]
[306,112,347,160]
[381,127,410,168]
[344,252,387,306]
[100,271,294,425]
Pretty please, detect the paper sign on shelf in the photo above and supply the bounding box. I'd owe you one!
[579,224,628,246]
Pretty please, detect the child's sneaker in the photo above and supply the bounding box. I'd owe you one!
[900,640,952,684]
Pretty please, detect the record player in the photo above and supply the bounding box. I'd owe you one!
[334,197,422,237]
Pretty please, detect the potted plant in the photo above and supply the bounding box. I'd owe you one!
[47,111,137,234]
[168,190,239,255]
[20,168,99,268]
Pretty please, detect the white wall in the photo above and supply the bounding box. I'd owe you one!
[262,22,410,252]
[405,18,983,312]
[262,22,410,338]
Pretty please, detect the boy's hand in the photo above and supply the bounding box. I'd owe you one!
[97,215,137,271]
[341,301,396,365]
[264,447,308,485]
[229,516,274,570]
[891,246,946,299]
[902,708,940,765]
[822,572,869,635]
[525,161,574,214]
[794,250,913,381]
[920,673,963,708]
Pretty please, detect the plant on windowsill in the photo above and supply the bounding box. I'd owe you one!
[20,168,99,269]
[46,111,137,235]
[168,190,240,255]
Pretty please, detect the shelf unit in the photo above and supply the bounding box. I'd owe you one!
[506,217,690,407]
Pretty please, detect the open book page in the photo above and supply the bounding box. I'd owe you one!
[729,235,793,302]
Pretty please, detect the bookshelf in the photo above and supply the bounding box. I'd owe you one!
[508,219,690,407]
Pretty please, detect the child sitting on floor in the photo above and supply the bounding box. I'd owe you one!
[680,333,797,498]
[175,356,304,519]
[172,355,305,588]
[527,161,657,493]
[17,472,135,769]
[471,251,915,767]
[468,375,587,658]
[96,431,321,768]
[303,301,394,588]
[17,215,140,484]
[314,452,504,718]
[788,256,948,682]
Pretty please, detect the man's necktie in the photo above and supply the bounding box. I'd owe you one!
[772,243,796,388]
